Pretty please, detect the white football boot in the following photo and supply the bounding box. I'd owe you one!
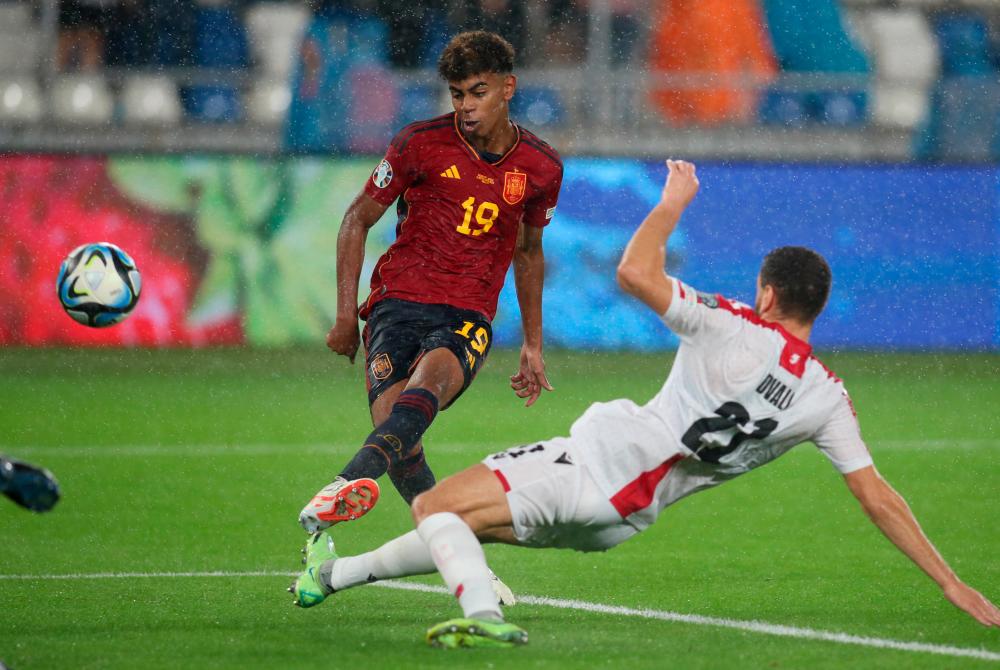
[299,476,380,533]
[490,570,516,606]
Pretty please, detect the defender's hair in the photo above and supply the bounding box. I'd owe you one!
[437,31,515,81]
[759,246,832,324]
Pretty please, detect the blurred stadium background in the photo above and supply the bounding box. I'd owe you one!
[1,2,999,668]
[1,0,999,349]
[1,0,1000,158]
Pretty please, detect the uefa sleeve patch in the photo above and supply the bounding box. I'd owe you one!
[695,291,719,308]
[372,159,393,188]
[545,206,556,220]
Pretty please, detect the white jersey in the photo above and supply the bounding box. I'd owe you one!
[571,278,872,531]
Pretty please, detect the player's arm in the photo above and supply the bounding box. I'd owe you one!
[616,160,699,315]
[326,191,389,362]
[510,223,553,407]
[844,465,1000,627]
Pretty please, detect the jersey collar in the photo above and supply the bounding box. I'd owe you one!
[452,113,521,166]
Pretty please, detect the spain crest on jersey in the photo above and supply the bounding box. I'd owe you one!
[503,171,527,205]
[370,352,393,380]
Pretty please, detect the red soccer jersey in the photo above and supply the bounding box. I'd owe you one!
[360,112,563,320]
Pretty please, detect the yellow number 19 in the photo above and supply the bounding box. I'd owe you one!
[456,197,500,237]
[454,320,489,355]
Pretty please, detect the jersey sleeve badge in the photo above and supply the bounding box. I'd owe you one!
[503,171,527,205]
[695,291,719,308]
[372,159,393,188]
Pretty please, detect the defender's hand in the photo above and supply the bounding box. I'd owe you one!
[326,316,360,363]
[661,160,700,209]
[943,581,1000,627]
[510,345,553,408]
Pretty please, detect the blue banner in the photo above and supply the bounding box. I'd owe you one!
[493,160,999,350]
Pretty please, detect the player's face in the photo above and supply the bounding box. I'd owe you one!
[448,72,516,142]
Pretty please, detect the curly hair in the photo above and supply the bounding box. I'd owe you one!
[760,246,832,323]
[437,31,515,81]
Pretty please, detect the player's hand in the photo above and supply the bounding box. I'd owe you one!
[326,315,360,363]
[943,581,1000,627]
[510,345,553,408]
[661,159,699,209]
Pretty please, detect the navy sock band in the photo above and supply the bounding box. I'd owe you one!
[388,447,437,505]
[340,389,440,482]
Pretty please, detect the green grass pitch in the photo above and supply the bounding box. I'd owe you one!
[1,348,998,669]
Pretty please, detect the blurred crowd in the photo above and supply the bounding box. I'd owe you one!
[1,0,998,159]
[55,0,644,72]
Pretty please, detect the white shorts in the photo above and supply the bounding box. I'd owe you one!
[482,437,638,552]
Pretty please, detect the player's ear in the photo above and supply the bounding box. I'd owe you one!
[759,284,777,316]
[503,74,517,102]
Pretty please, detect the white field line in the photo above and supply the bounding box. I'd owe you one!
[0,571,997,662]
[4,439,999,458]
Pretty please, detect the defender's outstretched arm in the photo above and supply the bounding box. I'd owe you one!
[617,160,699,315]
[844,465,1000,627]
[327,191,389,362]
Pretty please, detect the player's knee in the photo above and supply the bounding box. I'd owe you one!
[411,489,442,525]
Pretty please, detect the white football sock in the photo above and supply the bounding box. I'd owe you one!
[417,511,501,621]
[326,530,435,591]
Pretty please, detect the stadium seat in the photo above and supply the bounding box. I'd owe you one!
[396,84,439,126]
[183,87,242,123]
[758,89,809,127]
[0,76,43,123]
[245,2,310,78]
[184,6,249,123]
[862,9,938,128]
[0,3,31,30]
[247,78,291,126]
[49,75,114,125]
[0,29,41,74]
[934,12,995,76]
[760,0,870,125]
[121,75,182,126]
[510,86,566,128]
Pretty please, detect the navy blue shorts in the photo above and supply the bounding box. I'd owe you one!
[361,298,492,408]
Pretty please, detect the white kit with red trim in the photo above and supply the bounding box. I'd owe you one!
[570,278,872,531]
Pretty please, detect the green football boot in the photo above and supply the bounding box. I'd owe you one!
[287,532,337,608]
[426,618,528,649]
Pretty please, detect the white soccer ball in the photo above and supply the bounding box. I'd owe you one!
[56,242,142,328]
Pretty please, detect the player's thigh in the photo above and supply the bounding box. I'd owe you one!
[417,306,492,410]
[483,438,635,552]
[406,347,467,407]
[361,300,425,407]
[412,463,513,537]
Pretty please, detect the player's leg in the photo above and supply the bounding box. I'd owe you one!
[413,465,527,648]
[383,308,493,506]
[334,347,463,492]
[363,378,433,503]
[299,301,426,531]
[299,302,492,532]
[290,463,511,601]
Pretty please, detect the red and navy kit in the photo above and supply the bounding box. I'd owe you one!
[361,112,563,321]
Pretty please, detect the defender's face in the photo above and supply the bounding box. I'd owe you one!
[448,72,516,141]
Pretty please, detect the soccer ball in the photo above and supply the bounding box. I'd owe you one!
[56,242,141,327]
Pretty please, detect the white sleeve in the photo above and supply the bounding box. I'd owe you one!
[660,278,741,343]
[812,390,873,474]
